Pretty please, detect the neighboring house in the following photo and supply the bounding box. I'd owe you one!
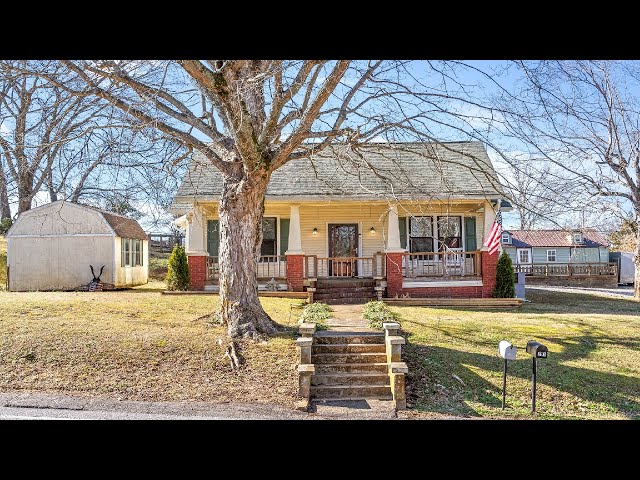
[501,229,617,287]
[169,142,512,300]
[6,201,148,291]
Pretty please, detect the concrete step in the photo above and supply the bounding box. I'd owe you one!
[314,286,376,294]
[314,332,385,345]
[314,292,376,299]
[311,373,390,386]
[310,385,393,400]
[314,362,389,374]
[316,280,377,289]
[323,298,377,305]
[312,352,388,364]
[313,343,386,354]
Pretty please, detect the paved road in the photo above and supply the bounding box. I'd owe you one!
[0,392,398,420]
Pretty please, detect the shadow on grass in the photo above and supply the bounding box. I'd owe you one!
[404,333,640,419]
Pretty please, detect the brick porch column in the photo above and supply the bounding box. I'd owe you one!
[187,254,207,291]
[385,203,406,297]
[286,204,305,292]
[481,250,499,297]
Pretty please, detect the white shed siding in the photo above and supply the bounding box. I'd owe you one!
[113,236,149,287]
[8,202,113,236]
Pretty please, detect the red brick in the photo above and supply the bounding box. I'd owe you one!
[286,255,305,292]
[481,250,499,298]
[187,255,206,291]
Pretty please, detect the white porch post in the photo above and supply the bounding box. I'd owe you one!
[385,203,405,252]
[186,205,208,256]
[481,200,496,251]
[285,204,304,254]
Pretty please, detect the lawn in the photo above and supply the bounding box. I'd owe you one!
[0,282,303,407]
[396,289,640,419]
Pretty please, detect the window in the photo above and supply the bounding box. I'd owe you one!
[501,232,511,244]
[547,249,556,262]
[409,216,433,253]
[121,238,143,267]
[437,216,462,251]
[517,248,531,264]
[260,217,277,256]
[572,232,584,244]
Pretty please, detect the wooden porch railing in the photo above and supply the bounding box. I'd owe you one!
[303,253,386,279]
[402,251,481,278]
[514,262,617,277]
[205,255,288,281]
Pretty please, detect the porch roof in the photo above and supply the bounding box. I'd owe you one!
[170,141,505,212]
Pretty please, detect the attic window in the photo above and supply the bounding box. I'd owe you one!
[572,232,584,244]
[501,232,511,244]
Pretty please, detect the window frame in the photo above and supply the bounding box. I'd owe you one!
[437,216,462,251]
[260,217,278,258]
[517,248,531,264]
[501,232,511,244]
[572,233,584,244]
[122,238,132,267]
[408,216,434,253]
[546,249,557,262]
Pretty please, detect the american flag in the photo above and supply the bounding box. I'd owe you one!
[483,210,502,255]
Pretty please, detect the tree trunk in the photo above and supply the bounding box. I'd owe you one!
[218,170,279,339]
[17,172,34,213]
[0,165,10,221]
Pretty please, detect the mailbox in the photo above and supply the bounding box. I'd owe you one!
[498,340,517,360]
[526,340,548,358]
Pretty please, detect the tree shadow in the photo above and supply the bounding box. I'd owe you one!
[404,333,640,419]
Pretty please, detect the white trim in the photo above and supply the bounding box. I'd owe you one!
[516,248,532,264]
[402,279,483,288]
[8,233,115,238]
[546,249,557,262]
[501,232,511,244]
[186,250,209,256]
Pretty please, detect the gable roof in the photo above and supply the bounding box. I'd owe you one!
[171,141,505,210]
[100,212,148,240]
[503,229,609,248]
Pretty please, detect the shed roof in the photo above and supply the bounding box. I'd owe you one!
[504,229,609,248]
[171,141,505,209]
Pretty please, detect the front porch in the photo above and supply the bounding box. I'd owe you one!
[177,200,500,299]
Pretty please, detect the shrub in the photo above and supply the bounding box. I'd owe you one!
[165,245,190,291]
[493,250,515,298]
[0,218,12,235]
[299,302,332,329]
[362,300,400,329]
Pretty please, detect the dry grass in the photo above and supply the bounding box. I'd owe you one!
[398,289,640,419]
[0,282,302,407]
[148,253,169,282]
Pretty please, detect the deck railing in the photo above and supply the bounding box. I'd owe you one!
[205,255,288,281]
[304,253,386,279]
[514,262,617,276]
[402,251,481,278]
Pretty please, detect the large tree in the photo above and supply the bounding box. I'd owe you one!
[500,61,640,299]
[43,60,502,338]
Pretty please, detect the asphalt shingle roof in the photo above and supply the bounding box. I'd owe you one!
[504,229,609,248]
[172,142,504,207]
[100,212,148,240]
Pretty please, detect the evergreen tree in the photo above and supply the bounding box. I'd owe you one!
[493,250,515,298]
[166,244,190,291]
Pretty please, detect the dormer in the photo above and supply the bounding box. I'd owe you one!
[570,230,584,245]
[501,231,511,244]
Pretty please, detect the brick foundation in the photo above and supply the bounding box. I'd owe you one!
[481,250,499,298]
[398,286,484,298]
[286,255,304,292]
[385,252,404,297]
[187,255,206,291]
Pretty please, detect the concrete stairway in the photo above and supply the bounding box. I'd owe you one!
[310,331,392,400]
[314,278,377,304]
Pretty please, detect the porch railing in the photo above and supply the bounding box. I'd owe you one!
[304,253,386,279]
[514,262,617,276]
[402,251,481,278]
[205,255,288,282]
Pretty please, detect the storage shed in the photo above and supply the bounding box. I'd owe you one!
[6,201,148,291]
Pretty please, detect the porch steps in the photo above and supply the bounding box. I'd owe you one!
[310,332,392,401]
[314,278,377,304]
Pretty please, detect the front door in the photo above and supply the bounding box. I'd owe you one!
[328,224,358,276]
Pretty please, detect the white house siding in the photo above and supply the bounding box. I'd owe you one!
[113,237,149,287]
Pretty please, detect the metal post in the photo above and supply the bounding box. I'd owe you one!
[531,356,537,413]
[502,358,507,410]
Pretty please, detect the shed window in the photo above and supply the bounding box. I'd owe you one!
[547,249,556,262]
[409,216,434,253]
[121,238,143,267]
[122,239,131,267]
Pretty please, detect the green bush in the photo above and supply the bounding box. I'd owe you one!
[299,302,332,329]
[362,301,400,329]
[493,250,515,298]
[0,218,12,235]
[165,245,190,291]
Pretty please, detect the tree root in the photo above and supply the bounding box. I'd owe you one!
[224,341,243,371]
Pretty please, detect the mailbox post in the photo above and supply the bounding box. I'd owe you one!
[497,340,517,410]
[525,340,548,413]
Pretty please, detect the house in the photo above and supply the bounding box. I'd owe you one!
[6,201,149,291]
[501,229,617,287]
[169,142,512,300]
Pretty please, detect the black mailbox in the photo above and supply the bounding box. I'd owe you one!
[526,340,548,358]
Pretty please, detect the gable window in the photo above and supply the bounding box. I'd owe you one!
[547,249,556,262]
[409,216,434,253]
[572,232,584,244]
[260,217,277,257]
[437,216,462,251]
[121,238,143,267]
[517,248,531,264]
[501,232,511,244]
